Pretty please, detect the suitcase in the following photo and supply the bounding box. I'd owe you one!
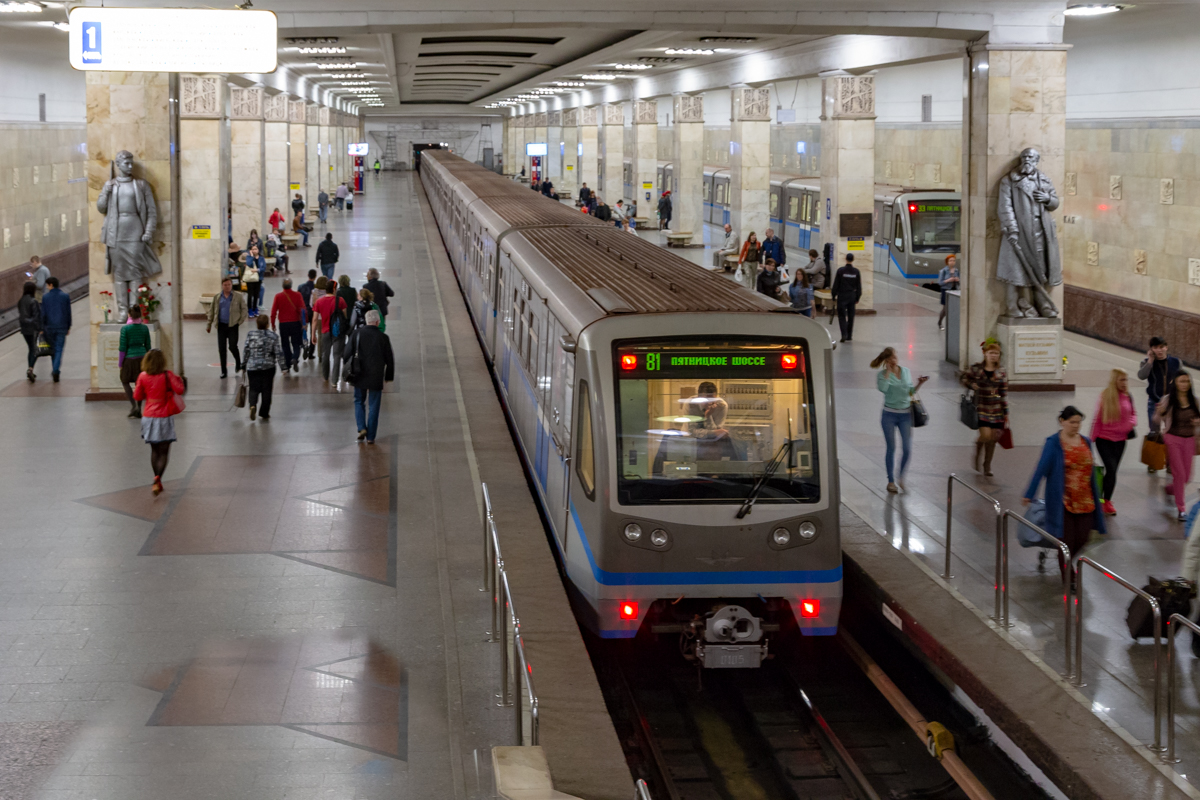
[1126,577,1193,640]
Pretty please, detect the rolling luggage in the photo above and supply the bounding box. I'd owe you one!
[1125,577,1193,640]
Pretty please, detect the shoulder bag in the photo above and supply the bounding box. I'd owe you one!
[960,388,980,430]
[164,372,186,415]
[344,331,362,385]
[910,390,929,428]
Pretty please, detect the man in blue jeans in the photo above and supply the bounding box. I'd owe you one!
[40,276,71,382]
[343,310,394,444]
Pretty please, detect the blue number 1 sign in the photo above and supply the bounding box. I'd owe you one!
[81,21,101,64]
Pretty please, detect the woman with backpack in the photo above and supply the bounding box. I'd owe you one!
[349,288,385,333]
[958,338,1008,476]
[132,349,186,496]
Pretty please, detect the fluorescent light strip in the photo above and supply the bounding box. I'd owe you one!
[611,63,652,70]
[0,2,43,12]
[580,74,617,80]
[665,48,714,55]
[297,47,346,54]
[1064,3,1122,14]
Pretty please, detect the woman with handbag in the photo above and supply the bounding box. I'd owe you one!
[132,349,186,496]
[243,260,262,317]
[18,281,42,383]
[1090,368,1137,516]
[738,232,761,273]
[958,338,1008,476]
[871,347,929,494]
[1154,371,1197,522]
[1023,406,1106,586]
[242,315,283,422]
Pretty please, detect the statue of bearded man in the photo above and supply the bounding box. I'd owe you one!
[996,147,1063,318]
[97,150,163,322]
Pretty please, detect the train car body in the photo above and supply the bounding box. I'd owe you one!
[422,151,843,664]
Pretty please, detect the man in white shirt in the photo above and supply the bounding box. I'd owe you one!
[713,224,739,271]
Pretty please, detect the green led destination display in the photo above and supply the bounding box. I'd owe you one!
[617,348,806,379]
[913,204,959,213]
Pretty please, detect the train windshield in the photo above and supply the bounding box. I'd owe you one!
[908,201,960,253]
[614,339,820,505]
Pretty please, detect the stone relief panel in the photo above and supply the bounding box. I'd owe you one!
[1160,178,1174,205]
[674,94,703,123]
[181,75,221,118]
[561,108,577,126]
[319,107,330,125]
[306,105,319,125]
[263,93,288,122]
[1135,249,1148,274]
[1087,241,1099,266]
[547,111,562,126]
[933,164,942,183]
[32,166,39,185]
[828,75,875,118]
[735,87,771,121]
[581,106,599,126]
[231,87,263,120]
[635,100,657,125]
[884,161,892,179]
[289,100,305,124]
[1064,172,1076,195]
[603,104,624,126]
[535,112,548,127]
[1109,175,1122,200]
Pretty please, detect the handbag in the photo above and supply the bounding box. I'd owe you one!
[234,374,248,408]
[998,427,1014,450]
[959,390,980,430]
[910,392,929,428]
[164,373,185,415]
[344,331,362,385]
[1141,433,1167,471]
[35,332,52,358]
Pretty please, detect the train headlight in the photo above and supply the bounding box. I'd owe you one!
[650,529,670,548]
[623,523,643,542]
[798,521,818,540]
[772,527,791,546]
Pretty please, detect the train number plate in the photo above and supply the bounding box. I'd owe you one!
[698,644,765,669]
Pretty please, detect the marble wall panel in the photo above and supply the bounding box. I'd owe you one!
[0,124,88,273]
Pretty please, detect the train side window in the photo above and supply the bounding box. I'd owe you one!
[716,183,725,205]
[769,191,779,216]
[788,196,799,222]
[894,215,905,252]
[575,382,596,500]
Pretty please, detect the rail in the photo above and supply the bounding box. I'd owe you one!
[635,778,653,800]
[1002,510,1074,678]
[945,475,1004,622]
[482,483,540,746]
[1166,613,1200,763]
[1074,556,1163,753]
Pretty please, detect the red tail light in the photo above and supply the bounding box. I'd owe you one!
[781,353,798,370]
[619,601,639,620]
[800,599,820,618]
[621,355,638,370]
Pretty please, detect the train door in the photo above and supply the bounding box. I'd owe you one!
[785,190,801,249]
[880,203,894,276]
[769,186,781,233]
[872,200,889,275]
[546,317,574,545]
[703,176,713,223]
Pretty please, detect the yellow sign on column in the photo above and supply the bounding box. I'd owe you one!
[289,183,300,191]
[846,237,865,251]
[190,225,211,240]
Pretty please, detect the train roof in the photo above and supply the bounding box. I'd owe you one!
[422,150,777,316]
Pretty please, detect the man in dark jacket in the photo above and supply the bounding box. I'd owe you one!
[363,268,396,318]
[578,183,592,206]
[830,253,863,343]
[343,310,394,444]
[1138,336,1182,437]
[291,193,305,218]
[593,196,612,222]
[760,229,785,268]
[40,276,72,382]
[756,260,784,299]
[316,233,339,280]
[298,269,318,360]
[657,191,672,231]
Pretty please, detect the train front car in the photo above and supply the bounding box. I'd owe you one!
[568,314,840,668]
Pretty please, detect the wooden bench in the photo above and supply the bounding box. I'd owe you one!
[665,231,693,247]
[814,289,834,311]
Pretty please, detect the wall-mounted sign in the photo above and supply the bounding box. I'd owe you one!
[348,143,368,156]
[846,237,865,251]
[289,183,300,191]
[825,197,831,221]
[526,142,548,157]
[566,165,574,172]
[68,8,277,73]
[642,182,653,190]
[190,225,211,240]
[839,213,872,238]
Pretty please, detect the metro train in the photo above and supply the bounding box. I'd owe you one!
[423,150,842,667]
[623,160,961,281]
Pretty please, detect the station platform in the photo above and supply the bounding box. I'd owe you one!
[0,174,627,800]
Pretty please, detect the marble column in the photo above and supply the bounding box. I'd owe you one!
[561,108,579,193]
[601,103,624,204]
[179,75,229,316]
[962,46,1068,377]
[287,99,307,217]
[85,71,177,388]
[318,107,331,193]
[502,118,516,176]
[532,111,549,183]
[263,93,290,230]
[517,116,529,178]
[632,100,658,221]
[305,103,319,210]
[730,85,772,290]
[820,73,877,311]
[672,93,705,236]
[230,86,265,247]
[546,111,563,183]
[580,107,599,198]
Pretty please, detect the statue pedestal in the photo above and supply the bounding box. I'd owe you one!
[995,316,1073,391]
[95,322,161,391]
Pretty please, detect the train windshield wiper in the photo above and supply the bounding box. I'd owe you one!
[736,439,792,519]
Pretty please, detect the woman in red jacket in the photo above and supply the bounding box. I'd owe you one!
[132,349,186,496]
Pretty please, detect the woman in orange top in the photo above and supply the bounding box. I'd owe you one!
[738,231,761,268]
[132,349,186,496]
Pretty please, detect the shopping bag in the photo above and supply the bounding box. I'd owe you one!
[1141,434,1167,471]
[35,332,52,358]
[1017,500,1053,548]
[234,374,247,408]
[910,394,929,428]
[997,427,1014,450]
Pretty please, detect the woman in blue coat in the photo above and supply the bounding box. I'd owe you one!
[1023,406,1106,585]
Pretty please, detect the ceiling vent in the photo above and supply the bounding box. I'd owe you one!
[637,57,683,64]
[421,36,563,46]
[698,36,758,43]
[286,37,339,45]
[418,51,535,59]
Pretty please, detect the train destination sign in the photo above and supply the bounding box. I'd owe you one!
[69,8,278,73]
[617,347,806,379]
[913,204,959,213]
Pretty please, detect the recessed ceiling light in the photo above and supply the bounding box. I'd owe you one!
[611,63,652,70]
[330,73,371,79]
[298,47,347,55]
[286,37,339,45]
[1064,4,1122,15]
[581,74,618,81]
[0,2,43,12]
[664,48,715,56]
[314,63,360,70]
[554,81,584,87]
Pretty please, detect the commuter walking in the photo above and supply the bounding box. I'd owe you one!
[29,255,50,301]
[830,254,862,343]
[872,347,928,494]
[657,190,672,231]
[270,278,306,374]
[316,232,339,280]
[714,224,739,270]
[119,305,151,418]
[269,207,285,233]
[937,255,960,331]
[959,338,1008,477]
[343,310,394,444]
[1180,489,1200,587]
[788,270,814,318]
[298,269,318,360]
[132,348,185,496]
[309,275,328,358]
[801,249,826,290]
[738,232,762,274]
[348,288,382,332]
[291,192,305,218]
[578,183,592,207]
[243,315,283,421]
[18,281,41,383]
[756,259,784,300]
[1023,406,1107,585]
[1139,336,1181,439]
[317,189,330,223]
[243,258,262,317]
[1090,368,1137,516]
[761,229,785,270]
[314,281,349,388]
[1154,371,1197,521]
[40,276,71,383]
[205,276,247,378]
[363,268,395,318]
[335,182,349,211]
[373,159,381,176]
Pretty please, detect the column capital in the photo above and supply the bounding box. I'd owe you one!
[318,106,331,126]
[534,111,548,127]
[230,86,263,120]
[180,74,225,119]
[821,74,876,120]
[634,99,657,125]
[732,85,771,122]
[602,103,624,126]
[263,92,288,122]
[581,106,599,126]
[561,107,579,127]
[305,103,320,125]
[673,93,704,123]
[288,98,306,124]
[547,110,562,126]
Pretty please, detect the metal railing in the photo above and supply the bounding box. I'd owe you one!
[945,475,1004,622]
[1002,510,1074,678]
[1075,556,1163,753]
[1166,613,1200,763]
[635,778,653,800]
[482,483,540,746]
